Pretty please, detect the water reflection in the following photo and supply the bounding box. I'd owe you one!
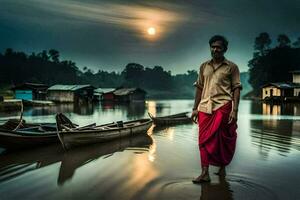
[155,127,175,141]
[262,104,281,115]
[252,121,290,157]
[146,101,166,116]
[22,104,74,116]
[248,101,300,158]
[147,101,157,117]
[248,101,300,116]
[100,101,146,118]
[262,103,299,115]
[259,102,300,116]
[73,103,94,115]
[0,144,63,183]
[146,125,157,162]
[146,100,191,117]
[200,176,233,200]
[250,119,300,157]
[0,134,153,186]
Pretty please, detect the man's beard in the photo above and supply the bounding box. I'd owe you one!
[211,52,223,59]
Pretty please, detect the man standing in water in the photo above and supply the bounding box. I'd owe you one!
[191,35,242,183]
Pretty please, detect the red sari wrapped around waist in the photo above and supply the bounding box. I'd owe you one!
[198,101,237,166]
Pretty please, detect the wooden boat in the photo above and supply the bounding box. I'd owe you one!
[0,101,63,150]
[0,119,59,150]
[148,112,192,126]
[56,113,153,150]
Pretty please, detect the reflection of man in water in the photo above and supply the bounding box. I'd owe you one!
[191,35,242,183]
[200,175,233,200]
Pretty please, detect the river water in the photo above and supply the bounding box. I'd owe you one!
[0,100,299,200]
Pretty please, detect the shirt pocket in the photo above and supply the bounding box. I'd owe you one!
[215,70,231,85]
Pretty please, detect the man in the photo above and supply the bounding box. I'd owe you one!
[191,35,242,183]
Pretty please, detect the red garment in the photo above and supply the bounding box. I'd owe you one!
[198,102,237,167]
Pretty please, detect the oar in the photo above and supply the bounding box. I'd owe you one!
[148,112,154,119]
[55,113,67,150]
[13,99,24,131]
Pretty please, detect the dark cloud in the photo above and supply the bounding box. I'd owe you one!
[1,0,300,73]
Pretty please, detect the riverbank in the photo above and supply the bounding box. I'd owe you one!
[0,99,55,112]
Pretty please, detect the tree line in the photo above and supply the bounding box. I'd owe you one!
[0,49,198,98]
[248,33,300,95]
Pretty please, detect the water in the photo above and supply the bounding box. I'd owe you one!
[0,100,300,200]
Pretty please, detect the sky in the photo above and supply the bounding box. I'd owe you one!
[1,0,300,74]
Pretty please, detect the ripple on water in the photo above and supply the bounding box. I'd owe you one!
[151,174,278,200]
[227,174,279,200]
[155,178,202,199]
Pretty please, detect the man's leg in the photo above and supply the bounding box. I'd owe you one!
[215,166,226,176]
[192,146,211,183]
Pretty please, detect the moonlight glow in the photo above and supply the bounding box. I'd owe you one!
[147,27,156,35]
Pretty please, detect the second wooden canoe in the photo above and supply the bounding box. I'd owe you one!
[56,113,153,150]
[148,112,192,126]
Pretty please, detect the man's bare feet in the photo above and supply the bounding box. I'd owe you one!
[192,173,211,184]
[193,166,211,184]
[214,166,226,176]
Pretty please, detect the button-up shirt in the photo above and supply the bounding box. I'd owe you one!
[194,58,242,114]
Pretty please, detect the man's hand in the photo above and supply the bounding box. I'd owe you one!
[228,110,238,124]
[191,110,199,124]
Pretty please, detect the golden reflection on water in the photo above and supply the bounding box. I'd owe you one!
[114,139,159,200]
[146,101,157,117]
[261,102,300,116]
[148,141,157,162]
[147,125,157,162]
[262,103,281,115]
[127,153,159,193]
[166,127,175,141]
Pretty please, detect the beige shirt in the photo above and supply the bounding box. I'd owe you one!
[194,58,242,114]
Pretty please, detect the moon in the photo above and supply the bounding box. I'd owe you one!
[147,27,156,35]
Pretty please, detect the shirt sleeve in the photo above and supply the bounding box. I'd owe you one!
[231,64,243,91]
[193,63,204,89]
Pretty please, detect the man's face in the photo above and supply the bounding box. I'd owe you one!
[210,40,226,59]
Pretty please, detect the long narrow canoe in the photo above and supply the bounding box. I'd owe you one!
[56,113,153,150]
[148,112,192,126]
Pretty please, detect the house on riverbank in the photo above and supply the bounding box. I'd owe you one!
[291,70,300,96]
[94,88,115,101]
[102,88,146,102]
[11,83,49,100]
[262,71,300,102]
[47,85,95,103]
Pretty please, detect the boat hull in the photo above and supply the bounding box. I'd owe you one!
[148,112,192,126]
[58,119,153,149]
[0,131,58,149]
[152,117,192,125]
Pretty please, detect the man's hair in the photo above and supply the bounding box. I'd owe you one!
[209,35,228,51]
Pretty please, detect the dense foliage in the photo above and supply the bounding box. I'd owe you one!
[248,33,300,95]
[0,49,198,98]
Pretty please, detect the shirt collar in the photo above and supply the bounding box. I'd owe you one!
[208,57,230,66]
